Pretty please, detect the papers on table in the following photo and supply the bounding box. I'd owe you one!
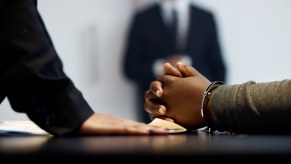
[0,120,50,136]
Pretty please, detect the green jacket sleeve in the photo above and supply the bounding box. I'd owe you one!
[211,80,291,134]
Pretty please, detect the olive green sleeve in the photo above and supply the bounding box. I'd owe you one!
[211,80,291,134]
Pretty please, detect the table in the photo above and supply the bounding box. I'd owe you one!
[1,130,291,162]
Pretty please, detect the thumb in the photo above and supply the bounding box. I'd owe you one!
[176,62,200,77]
[163,63,183,77]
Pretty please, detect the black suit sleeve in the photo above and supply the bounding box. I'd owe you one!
[0,0,94,135]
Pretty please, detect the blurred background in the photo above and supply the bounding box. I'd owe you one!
[1,0,291,121]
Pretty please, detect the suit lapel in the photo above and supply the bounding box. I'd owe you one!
[186,5,204,52]
[155,5,172,40]
[152,4,175,54]
[185,6,195,52]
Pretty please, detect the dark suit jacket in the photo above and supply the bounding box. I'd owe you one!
[0,0,94,135]
[122,3,227,122]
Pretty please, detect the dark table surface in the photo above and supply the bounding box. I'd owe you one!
[1,130,291,162]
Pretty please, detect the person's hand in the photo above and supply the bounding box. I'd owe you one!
[144,62,211,130]
[79,113,169,135]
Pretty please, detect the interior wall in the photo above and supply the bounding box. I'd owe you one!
[192,0,291,84]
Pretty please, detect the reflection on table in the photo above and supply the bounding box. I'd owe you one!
[1,130,291,161]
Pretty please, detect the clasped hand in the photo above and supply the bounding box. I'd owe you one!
[144,62,211,130]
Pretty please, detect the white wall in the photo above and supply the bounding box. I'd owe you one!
[192,0,291,84]
[1,0,291,121]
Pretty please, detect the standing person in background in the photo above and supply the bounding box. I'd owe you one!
[0,0,169,136]
[122,0,227,123]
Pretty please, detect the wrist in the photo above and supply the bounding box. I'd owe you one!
[201,81,224,133]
